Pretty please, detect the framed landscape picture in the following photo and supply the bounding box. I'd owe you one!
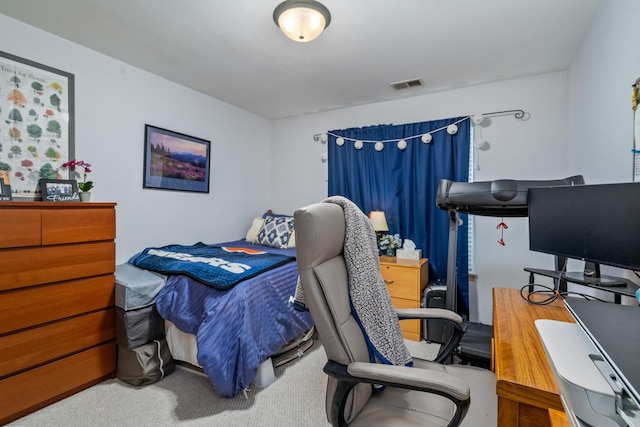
[143,125,211,193]
[0,51,75,200]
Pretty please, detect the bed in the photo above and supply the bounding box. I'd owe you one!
[128,213,314,398]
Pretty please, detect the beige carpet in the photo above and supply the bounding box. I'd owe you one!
[9,340,439,427]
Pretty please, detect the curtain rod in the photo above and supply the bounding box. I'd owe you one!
[313,109,527,141]
[481,109,526,119]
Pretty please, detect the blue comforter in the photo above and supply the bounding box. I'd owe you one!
[150,240,313,397]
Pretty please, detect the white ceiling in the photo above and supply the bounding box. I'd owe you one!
[0,0,601,120]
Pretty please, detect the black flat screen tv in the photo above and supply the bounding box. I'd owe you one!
[528,182,640,287]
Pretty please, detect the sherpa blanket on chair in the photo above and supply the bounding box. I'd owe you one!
[296,196,412,366]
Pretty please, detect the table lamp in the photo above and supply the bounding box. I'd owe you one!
[369,211,389,255]
[368,211,389,233]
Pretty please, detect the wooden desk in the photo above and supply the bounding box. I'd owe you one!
[548,409,570,427]
[492,287,575,427]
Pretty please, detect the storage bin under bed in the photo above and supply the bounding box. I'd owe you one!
[114,263,172,386]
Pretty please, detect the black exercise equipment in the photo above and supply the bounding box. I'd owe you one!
[435,175,585,365]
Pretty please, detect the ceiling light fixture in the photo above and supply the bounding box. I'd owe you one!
[273,0,331,42]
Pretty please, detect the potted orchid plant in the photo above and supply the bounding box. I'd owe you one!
[61,159,93,201]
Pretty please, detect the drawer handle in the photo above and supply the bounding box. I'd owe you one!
[384,280,394,285]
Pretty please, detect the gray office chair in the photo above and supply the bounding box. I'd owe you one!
[294,201,496,427]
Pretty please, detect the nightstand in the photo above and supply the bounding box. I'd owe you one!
[379,256,428,341]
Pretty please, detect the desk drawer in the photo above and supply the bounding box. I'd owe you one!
[0,309,115,377]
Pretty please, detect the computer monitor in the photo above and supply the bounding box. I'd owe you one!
[528,182,640,287]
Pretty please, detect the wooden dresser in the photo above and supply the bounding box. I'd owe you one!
[0,202,117,425]
[379,256,428,341]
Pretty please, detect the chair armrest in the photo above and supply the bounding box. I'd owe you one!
[395,308,463,324]
[347,362,470,401]
[395,308,465,364]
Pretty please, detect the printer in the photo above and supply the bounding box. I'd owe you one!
[536,298,640,426]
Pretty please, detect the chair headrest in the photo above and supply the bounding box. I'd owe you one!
[294,202,345,269]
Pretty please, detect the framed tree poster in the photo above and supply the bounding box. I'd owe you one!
[0,51,74,199]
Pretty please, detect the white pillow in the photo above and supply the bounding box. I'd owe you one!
[245,217,264,242]
[287,230,296,248]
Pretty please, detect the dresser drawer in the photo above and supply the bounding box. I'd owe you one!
[0,309,115,377]
[0,209,41,248]
[381,265,421,300]
[0,241,115,291]
[0,343,116,425]
[42,208,116,245]
[0,275,115,335]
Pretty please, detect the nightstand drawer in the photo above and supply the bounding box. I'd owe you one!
[381,265,419,300]
[380,257,428,342]
[391,296,421,335]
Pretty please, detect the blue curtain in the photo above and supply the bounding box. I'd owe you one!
[327,118,470,314]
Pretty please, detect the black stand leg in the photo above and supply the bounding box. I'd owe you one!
[555,255,568,293]
[528,272,535,293]
[445,210,459,313]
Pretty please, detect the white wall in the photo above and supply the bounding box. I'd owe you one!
[565,0,640,299]
[273,72,570,324]
[0,14,273,264]
[568,0,640,184]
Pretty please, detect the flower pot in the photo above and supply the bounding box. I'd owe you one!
[79,192,91,202]
[386,248,396,257]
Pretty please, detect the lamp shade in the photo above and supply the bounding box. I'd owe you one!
[368,211,389,232]
[273,0,331,42]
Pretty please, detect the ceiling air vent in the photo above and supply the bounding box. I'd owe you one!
[390,78,424,90]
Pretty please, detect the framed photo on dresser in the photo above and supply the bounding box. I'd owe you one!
[39,179,79,202]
